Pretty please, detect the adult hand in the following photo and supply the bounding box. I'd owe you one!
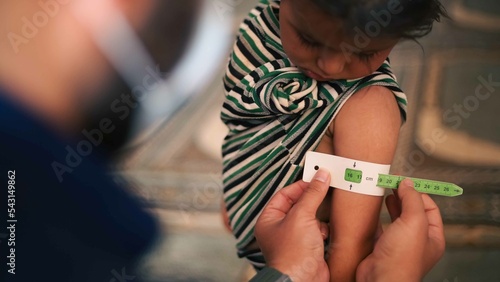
[255,169,331,282]
[356,179,446,282]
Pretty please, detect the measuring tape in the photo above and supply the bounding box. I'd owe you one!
[376,174,462,196]
[303,152,463,197]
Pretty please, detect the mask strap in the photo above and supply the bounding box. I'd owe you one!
[71,0,158,89]
[72,1,232,146]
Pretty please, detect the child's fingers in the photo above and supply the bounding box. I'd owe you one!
[319,222,329,240]
[385,194,401,222]
[374,220,384,243]
[220,200,232,232]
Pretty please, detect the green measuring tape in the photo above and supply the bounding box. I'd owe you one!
[377,174,463,197]
[344,168,463,197]
[304,152,464,197]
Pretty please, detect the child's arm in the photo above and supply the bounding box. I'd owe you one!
[327,86,402,282]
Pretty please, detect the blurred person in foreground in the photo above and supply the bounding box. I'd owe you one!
[0,1,199,281]
[0,0,444,281]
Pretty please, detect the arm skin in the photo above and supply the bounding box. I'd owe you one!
[326,86,402,282]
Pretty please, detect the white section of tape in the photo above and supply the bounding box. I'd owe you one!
[302,151,390,196]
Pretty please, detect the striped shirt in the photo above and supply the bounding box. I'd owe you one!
[221,0,407,268]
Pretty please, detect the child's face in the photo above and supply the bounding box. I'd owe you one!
[280,0,399,81]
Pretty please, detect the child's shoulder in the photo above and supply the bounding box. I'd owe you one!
[238,0,281,40]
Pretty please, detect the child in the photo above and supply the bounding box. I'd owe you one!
[221,0,446,280]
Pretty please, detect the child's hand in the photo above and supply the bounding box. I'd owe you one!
[356,179,446,282]
[255,169,331,282]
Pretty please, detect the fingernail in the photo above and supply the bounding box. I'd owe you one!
[313,168,329,183]
[402,178,414,188]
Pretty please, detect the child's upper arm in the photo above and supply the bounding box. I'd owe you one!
[327,85,402,281]
[332,85,402,163]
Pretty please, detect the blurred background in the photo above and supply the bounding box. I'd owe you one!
[114,0,500,281]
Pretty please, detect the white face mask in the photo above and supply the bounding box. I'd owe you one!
[72,0,232,150]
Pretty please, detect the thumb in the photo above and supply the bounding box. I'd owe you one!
[398,179,426,221]
[295,168,331,215]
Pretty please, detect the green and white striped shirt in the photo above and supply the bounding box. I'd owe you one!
[221,0,407,268]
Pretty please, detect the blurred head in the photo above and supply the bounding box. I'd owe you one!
[279,0,447,80]
[74,0,202,151]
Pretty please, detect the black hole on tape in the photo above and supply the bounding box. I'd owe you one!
[314,165,319,171]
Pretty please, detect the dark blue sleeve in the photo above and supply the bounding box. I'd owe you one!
[0,96,159,281]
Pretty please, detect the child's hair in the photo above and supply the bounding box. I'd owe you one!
[312,0,448,39]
